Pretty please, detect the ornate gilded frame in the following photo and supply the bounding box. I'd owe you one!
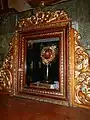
[1,9,90,109]
[13,10,70,106]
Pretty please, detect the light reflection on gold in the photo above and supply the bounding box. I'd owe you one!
[0,36,13,92]
[1,9,90,109]
[18,10,69,28]
[73,29,90,109]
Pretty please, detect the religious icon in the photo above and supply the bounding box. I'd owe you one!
[41,45,57,83]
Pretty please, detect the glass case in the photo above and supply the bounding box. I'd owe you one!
[26,37,59,89]
[15,10,70,105]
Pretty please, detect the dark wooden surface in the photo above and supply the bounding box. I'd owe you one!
[0,94,90,120]
[26,0,71,7]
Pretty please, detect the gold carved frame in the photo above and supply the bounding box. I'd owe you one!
[0,9,90,109]
[16,10,70,106]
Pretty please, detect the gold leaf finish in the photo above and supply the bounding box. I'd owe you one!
[18,10,69,28]
[0,37,13,92]
[1,9,90,109]
[0,32,19,94]
[71,29,90,109]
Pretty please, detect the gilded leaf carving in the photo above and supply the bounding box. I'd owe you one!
[74,30,90,107]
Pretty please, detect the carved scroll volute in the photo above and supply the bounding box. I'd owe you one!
[70,28,90,109]
[0,40,13,92]
[0,32,19,94]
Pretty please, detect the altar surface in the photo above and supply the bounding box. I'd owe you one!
[0,94,90,120]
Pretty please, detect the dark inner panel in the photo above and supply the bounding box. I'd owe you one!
[26,38,59,87]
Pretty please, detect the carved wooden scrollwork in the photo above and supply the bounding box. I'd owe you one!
[72,29,90,109]
[18,10,69,28]
[0,38,13,92]
[0,32,19,93]
[1,9,90,109]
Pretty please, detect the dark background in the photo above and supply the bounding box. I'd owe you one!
[26,40,59,86]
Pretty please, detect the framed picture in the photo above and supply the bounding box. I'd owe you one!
[16,10,70,105]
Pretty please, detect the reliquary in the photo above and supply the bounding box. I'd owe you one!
[0,9,90,109]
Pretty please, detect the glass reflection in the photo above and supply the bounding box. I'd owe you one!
[26,37,59,90]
